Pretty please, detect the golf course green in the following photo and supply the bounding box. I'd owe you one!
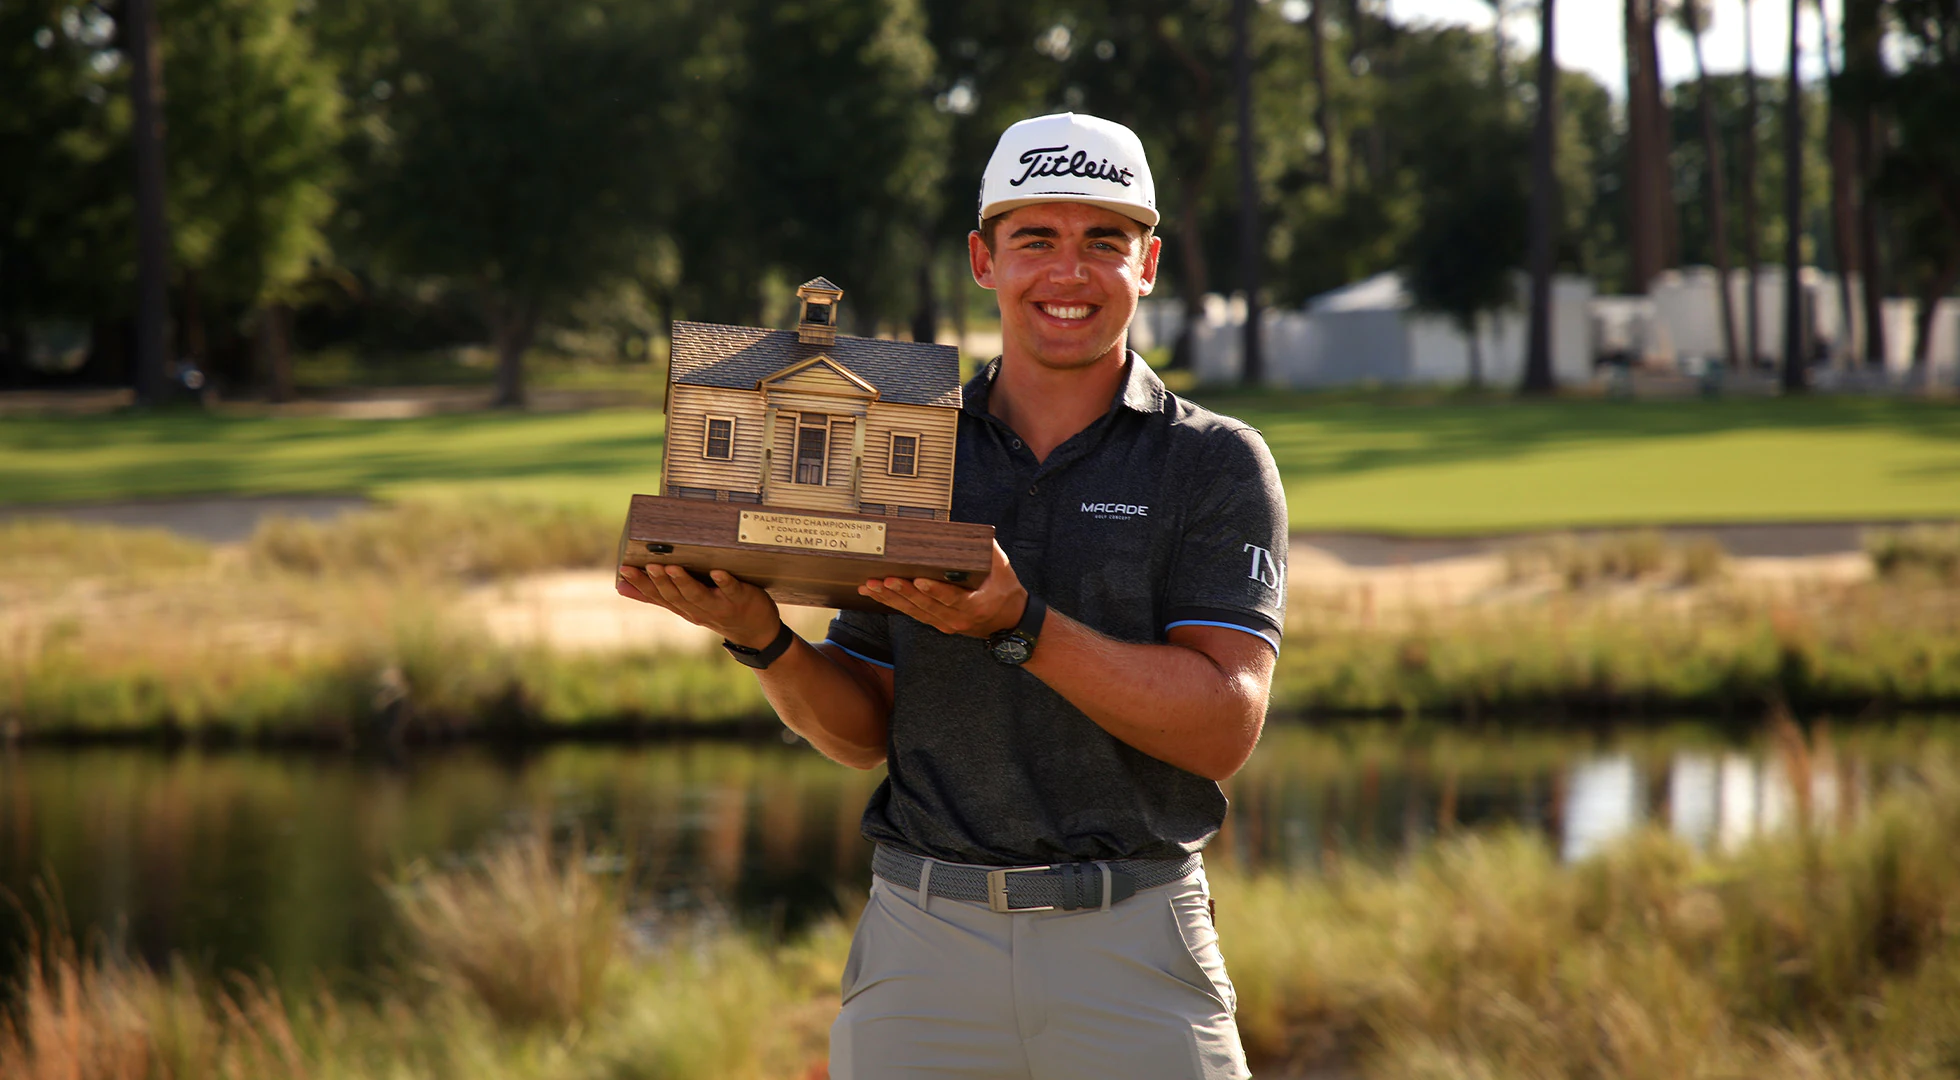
[3,394,1956,532]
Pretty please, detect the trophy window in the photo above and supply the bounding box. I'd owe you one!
[703,417,735,460]
[888,433,919,477]
[794,415,829,485]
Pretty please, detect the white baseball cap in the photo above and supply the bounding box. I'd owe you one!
[978,113,1158,228]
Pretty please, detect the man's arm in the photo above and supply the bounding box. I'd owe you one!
[861,543,1274,782]
[617,564,893,769]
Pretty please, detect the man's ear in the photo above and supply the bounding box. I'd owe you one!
[968,230,997,290]
[1136,234,1163,296]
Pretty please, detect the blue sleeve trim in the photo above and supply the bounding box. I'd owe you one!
[1165,620,1280,653]
[827,640,896,670]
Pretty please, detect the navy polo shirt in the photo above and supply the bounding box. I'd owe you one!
[824,354,1288,865]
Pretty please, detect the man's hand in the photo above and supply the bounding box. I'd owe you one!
[617,563,782,648]
[860,540,1028,638]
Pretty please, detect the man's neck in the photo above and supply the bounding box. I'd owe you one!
[986,341,1129,464]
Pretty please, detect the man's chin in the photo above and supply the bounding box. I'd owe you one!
[1023,334,1127,370]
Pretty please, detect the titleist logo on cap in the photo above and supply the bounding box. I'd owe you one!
[1010,145,1136,188]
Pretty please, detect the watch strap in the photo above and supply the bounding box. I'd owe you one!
[1016,592,1047,641]
[723,622,796,669]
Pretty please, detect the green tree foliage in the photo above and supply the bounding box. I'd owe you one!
[1866,0,1960,372]
[0,0,340,389]
[0,2,132,340]
[690,0,946,330]
[337,0,689,406]
[13,0,1945,397]
[160,0,341,385]
[161,0,340,309]
[1667,76,1830,278]
[1395,28,1530,387]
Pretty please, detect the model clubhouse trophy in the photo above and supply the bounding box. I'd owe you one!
[617,277,995,611]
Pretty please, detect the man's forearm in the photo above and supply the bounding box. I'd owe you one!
[1021,615,1271,781]
[755,639,890,769]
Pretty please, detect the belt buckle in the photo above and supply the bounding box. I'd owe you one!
[985,865,1055,913]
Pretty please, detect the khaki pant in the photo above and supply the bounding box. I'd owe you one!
[829,862,1248,1079]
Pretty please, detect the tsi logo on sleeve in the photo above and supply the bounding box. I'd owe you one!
[1243,543,1282,590]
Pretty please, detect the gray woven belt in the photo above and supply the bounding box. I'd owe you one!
[872,844,1202,913]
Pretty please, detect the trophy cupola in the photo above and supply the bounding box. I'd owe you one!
[796,276,843,345]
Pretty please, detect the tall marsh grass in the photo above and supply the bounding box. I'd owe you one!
[1220,744,1960,1076]
[8,511,1960,739]
[1503,529,1728,588]
[390,835,626,1028]
[1867,524,1960,585]
[15,750,1960,1078]
[245,499,618,579]
[1,834,840,1080]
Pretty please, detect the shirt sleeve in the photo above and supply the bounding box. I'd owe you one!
[824,608,895,669]
[1162,426,1288,651]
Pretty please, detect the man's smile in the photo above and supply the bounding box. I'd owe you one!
[1035,302,1099,322]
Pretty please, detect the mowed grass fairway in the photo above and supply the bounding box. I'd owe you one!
[1216,393,1960,532]
[0,407,667,510]
[2,395,1957,531]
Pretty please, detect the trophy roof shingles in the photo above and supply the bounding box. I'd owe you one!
[798,276,844,295]
[669,321,963,410]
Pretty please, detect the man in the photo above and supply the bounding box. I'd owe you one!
[617,112,1285,1079]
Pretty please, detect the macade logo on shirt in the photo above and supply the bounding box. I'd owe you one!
[1081,501,1149,521]
[1010,145,1137,188]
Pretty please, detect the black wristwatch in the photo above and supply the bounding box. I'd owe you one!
[723,622,796,669]
[986,593,1047,666]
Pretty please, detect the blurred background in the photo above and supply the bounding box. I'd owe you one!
[4,1,1960,1078]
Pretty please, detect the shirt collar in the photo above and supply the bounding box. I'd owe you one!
[961,351,1168,419]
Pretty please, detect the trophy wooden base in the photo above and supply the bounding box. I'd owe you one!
[617,494,996,611]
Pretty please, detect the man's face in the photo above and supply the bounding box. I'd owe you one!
[968,202,1161,373]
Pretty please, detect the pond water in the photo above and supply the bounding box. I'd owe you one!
[0,720,1938,994]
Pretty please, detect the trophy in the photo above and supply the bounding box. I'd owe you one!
[618,277,995,611]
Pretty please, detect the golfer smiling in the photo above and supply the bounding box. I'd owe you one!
[619,112,1287,1079]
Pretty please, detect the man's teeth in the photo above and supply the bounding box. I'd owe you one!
[1040,304,1093,319]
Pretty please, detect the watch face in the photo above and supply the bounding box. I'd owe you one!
[990,634,1032,665]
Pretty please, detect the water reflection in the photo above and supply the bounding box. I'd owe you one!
[0,722,1934,990]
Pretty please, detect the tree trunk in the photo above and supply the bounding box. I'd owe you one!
[1467,314,1485,389]
[1308,0,1338,187]
[1,323,29,387]
[179,268,207,363]
[1487,0,1506,92]
[127,0,171,406]
[1171,175,1209,373]
[257,302,293,404]
[1815,0,1858,366]
[1522,0,1557,395]
[1154,21,1218,373]
[1636,0,1677,271]
[1845,0,1888,368]
[1781,0,1807,392]
[491,297,536,409]
[1741,0,1763,366]
[1624,0,1662,293]
[910,237,938,345]
[1687,11,1740,371]
[1233,0,1262,387]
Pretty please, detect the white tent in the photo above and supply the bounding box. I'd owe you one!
[1244,271,1595,389]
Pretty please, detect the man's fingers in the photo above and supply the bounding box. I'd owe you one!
[866,585,940,627]
[659,563,726,607]
[618,568,686,615]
